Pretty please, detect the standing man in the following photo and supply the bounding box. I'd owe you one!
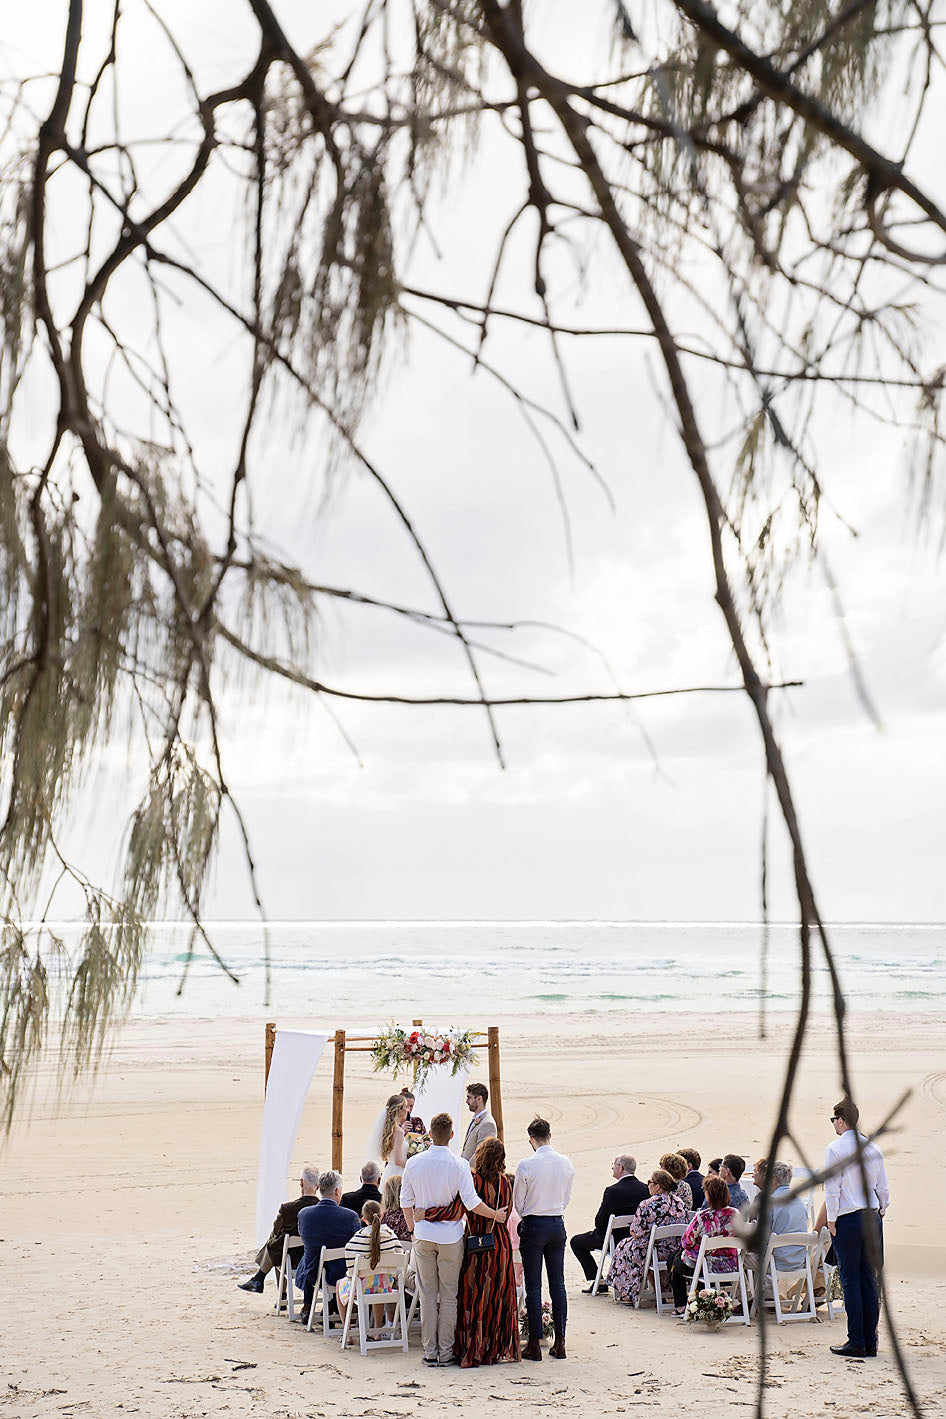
[569,1154,647,1293]
[401,1112,507,1367]
[514,1117,574,1362]
[238,1164,321,1294]
[825,1098,889,1359]
[461,1081,497,1162]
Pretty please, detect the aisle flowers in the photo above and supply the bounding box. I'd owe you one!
[519,1300,554,1339]
[686,1288,735,1326]
[371,1023,478,1087]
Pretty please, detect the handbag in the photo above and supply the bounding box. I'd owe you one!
[466,1180,499,1254]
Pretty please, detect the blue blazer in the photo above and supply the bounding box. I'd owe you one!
[685,1169,705,1210]
[296,1199,360,1289]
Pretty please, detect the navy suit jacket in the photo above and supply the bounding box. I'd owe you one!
[685,1169,705,1210]
[593,1173,649,1245]
[296,1199,360,1289]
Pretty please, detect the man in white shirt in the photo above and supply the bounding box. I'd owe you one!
[824,1097,889,1359]
[401,1111,507,1366]
[513,1117,574,1362]
[461,1081,498,1162]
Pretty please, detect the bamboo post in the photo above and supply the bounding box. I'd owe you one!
[332,1029,346,1172]
[487,1025,504,1144]
[264,1021,276,1094]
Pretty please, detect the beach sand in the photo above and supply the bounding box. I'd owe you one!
[4,1010,945,1417]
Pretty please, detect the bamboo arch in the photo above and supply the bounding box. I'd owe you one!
[263,1020,504,1171]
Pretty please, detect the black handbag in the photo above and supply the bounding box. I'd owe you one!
[466,1181,499,1254]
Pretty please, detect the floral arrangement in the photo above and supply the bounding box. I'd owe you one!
[686,1287,736,1325]
[519,1300,554,1340]
[371,1023,478,1087]
[406,1130,432,1158]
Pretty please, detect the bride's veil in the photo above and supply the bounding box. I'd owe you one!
[363,1102,387,1165]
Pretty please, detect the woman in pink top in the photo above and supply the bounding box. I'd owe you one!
[505,1172,523,1286]
[669,1174,737,1313]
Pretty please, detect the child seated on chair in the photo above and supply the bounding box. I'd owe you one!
[336,1201,403,1335]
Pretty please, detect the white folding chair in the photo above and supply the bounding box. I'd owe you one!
[686,1235,751,1324]
[750,1231,819,1323]
[635,1222,687,1314]
[273,1234,303,1321]
[791,1168,818,1228]
[306,1247,352,1335]
[339,1252,410,1356]
[591,1213,635,1296]
[811,1227,845,1321]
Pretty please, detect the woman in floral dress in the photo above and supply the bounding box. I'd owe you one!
[609,1168,688,1306]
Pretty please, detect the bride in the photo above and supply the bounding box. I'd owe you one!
[379,1093,409,1183]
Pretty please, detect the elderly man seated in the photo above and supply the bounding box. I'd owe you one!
[295,1169,361,1326]
[341,1161,382,1215]
[238,1164,321,1294]
[747,1160,810,1277]
[569,1153,648,1293]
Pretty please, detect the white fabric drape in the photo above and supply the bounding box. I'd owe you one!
[255,1029,328,1247]
[413,1063,470,1154]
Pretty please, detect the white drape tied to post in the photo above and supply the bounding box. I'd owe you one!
[255,1029,328,1247]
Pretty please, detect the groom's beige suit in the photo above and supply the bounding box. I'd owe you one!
[462,1109,497,1162]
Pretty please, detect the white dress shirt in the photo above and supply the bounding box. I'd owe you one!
[513,1144,575,1218]
[824,1129,890,1223]
[400,1144,482,1243]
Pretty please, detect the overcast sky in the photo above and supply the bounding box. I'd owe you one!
[7,1,946,924]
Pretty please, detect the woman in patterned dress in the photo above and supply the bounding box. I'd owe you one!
[609,1168,688,1306]
[454,1137,521,1367]
[669,1173,738,1312]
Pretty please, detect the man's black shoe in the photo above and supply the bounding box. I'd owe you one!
[866,1347,878,1357]
[830,1342,866,1358]
[238,1273,265,1293]
[422,1356,439,1366]
[583,1282,608,1294]
[299,1310,310,1326]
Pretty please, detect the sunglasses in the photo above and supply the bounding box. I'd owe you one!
[830,1114,842,1122]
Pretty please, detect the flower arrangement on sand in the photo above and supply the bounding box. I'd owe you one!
[686,1288,736,1325]
[371,1023,478,1088]
[519,1300,554,1339]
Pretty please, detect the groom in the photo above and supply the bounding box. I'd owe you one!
[401,1112,507,1365]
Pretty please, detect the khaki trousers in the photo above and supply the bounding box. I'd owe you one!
[412,1237,465,1361]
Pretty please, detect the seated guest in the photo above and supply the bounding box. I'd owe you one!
[238,1164,320,1293]
[570,1154,648,1293]
[380,1174,411,1243]
[335,1200,404,1328]
[608,1168,687,1306]
[669,1175,737,1313]
[720,1154,750,1209]
[399,1087,426,1134]
[296,1170,360,1324]
[677,1147,704,1210]
[341,1161,383,1215]
[659,1153,693,1210]
[749,1161,810,1272]
[706,1158,722,1178]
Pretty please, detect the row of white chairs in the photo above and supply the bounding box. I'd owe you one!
[272,1234,418,1354]
[591,1212,842,1325]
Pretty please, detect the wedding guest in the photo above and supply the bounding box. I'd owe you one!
[296,1170,360,1325]
[678,1147,705,1210]
[380,1174,411,1243]
[669,1174,737,1312]
[399,1087,426,1134]
[660,1153,693,1210]
[706,1158,722,1177]
[381,1094,409,1184]
[569,1154,648,1292]
[609,1168,687,1307]
[401,1112,506,1367]
[461,1082,497,1162]
[335,1200,404,1333]
[720,1155,750,1209]
[341,1161,383,1215]
[238,1164,320,1294]
[748,1160,809,1272]
[505,1171,523,1287]
[514,1117,574,1361]
[825,1098,889,1359]
[453,1137,521,1367]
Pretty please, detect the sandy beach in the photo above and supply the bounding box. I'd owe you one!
[4,1009,945,1418]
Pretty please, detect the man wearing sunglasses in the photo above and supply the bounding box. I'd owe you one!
[824,1098,889,1359]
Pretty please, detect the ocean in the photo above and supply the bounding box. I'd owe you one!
[111,920,946,1023]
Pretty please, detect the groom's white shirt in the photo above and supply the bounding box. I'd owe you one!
[401,1145,483,1243]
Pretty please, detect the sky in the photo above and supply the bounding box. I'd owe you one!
[5,1,946,925]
